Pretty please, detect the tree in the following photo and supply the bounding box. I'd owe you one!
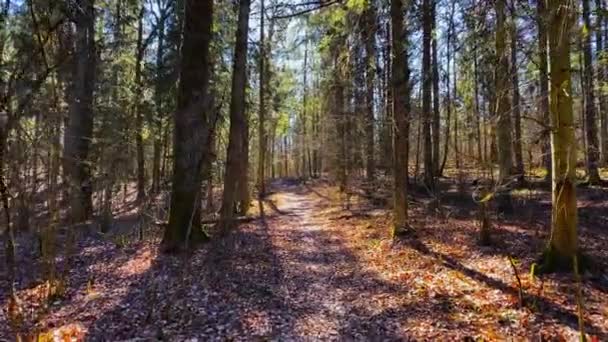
[542,0,579,270]
[582,0,601,183]
[220,0,252,230]
[510,4,524,182]
[63,0,96,222]
[162,0,214,252]
[391,0,411,236]
[362,1,376,182]
[494,0,513,184]
[537,0,552,182]
[422,0,434,189]
[258,0,267,197]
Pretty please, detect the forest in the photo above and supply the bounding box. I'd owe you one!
[0,0,607,340]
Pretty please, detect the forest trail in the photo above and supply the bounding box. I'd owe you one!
[4,181,608,340]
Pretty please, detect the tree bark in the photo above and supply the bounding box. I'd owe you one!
[596,0,608,166]
[363,2,376,181]
[258,0,267,197]
[431,0,440,177]
[162,0,214,252]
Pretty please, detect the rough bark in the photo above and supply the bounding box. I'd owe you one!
[63,0,96,222]
[134,6,146,200]
[391,0,411,235]
[162,0,214,252]
[258,0,267,197]
[220,0,251,230]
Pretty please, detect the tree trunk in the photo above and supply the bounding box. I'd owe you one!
[63,0,96,222]
[363,2,376,181]
[220,0,251,230]
[537,0,552,181]
[134,6,146,201]
[422,0,434,189]
[510,6,524,182]
[258,0,267,197]
[391,0,410,235]
[582,0,601,183]
[543,0,579,270]
[162,0,214,252]
[431,0,440,177]
[495,0,513,184]
[596,0,608,166]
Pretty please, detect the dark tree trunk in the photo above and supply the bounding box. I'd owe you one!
[162,0,214,252]
[537,0,551,181]
[63,0,96,222]
[220,0,251,230]
[422,0,434,189]
[510,6,524,181]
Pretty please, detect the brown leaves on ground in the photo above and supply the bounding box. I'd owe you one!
[1,179,607,340]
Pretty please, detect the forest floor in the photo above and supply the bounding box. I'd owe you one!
[1,177,608,341]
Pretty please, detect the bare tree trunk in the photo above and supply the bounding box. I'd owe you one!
[422,0,434,189]
[63,0,96,222]
[162,0,214,252]
[510,6,524,182]
[220,0,251,230]
[391,0,411,235]
[582,0,601,183]
[363,2,376,181]
[134,6,146,201]
[495,0,513,183]
[431,0,440,177]
[258,0,267,197]
[537,0,552,181]
[596,0,608,166]
[544,0,579,271]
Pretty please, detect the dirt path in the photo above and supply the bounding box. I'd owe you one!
[3,181,607,340]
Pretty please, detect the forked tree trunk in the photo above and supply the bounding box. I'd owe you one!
[162,0,214,252]
[391,0,410,235]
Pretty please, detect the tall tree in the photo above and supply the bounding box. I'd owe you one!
[220,0,252,229]
[494,0,513,184]
[422,0,434,189]
[582,0,601,183]
[391,0,411,235]
[537,0,552,182]
[596,0,608,166]
[63,0,96,222]
[431,0,440,177]
[510,5,524,182]
[258,0,267,197]
[162,0,214,252]
[362,1,376,181]
[543,0,579,269]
